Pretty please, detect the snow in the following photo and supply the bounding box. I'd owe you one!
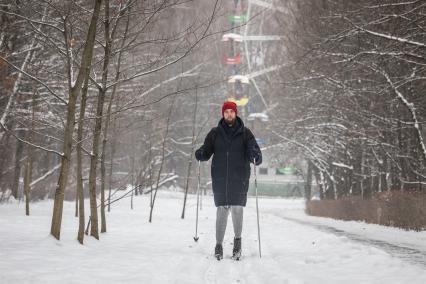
[247,112,269,122]
[331,162,354,170]
[269,200,426,252]
[1,191,425,283]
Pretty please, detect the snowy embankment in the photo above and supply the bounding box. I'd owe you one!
[1,190,425,283]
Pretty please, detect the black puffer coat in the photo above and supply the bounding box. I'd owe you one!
[195,116,262,206]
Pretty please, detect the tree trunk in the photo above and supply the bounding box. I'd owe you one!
[75,187,78,217]
[23,92,36,215]
[76,75,89,244]
[148,135,153,208]
[352,142,363,196]
[87,85,107,238]
[11,135,23,200]
[304,160,313,200]
[131,155,135,210]
[50,87,79,239]
[107,118,117,213]
[50,0,102,240]
[100,2,130,224]
[325,160,335,199]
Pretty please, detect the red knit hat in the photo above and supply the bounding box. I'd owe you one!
[222,101,237,116]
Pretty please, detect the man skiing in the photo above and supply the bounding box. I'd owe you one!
[195,101,262,260]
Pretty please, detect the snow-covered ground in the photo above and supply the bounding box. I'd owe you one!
[1,190,425,283]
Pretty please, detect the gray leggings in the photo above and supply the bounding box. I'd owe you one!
[216,205,243,245]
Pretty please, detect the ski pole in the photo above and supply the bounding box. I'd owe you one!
[194,160,201,242]
[254,158,262,258]
[200,180,203,211]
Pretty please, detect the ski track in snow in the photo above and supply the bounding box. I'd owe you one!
[198,202,298,284]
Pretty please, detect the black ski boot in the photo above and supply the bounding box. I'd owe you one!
[215,244,223,260]
[232,237,242,260]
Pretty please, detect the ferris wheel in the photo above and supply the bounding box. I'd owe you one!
[221,0,286,131]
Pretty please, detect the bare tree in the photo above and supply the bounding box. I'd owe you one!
[51,0,102,240]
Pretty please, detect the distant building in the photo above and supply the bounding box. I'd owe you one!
[248,160,305,198]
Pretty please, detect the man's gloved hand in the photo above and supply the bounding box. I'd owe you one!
[195,149,203,161]
[250,153,262,165]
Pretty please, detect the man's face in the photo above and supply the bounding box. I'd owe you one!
[223,109,236,125]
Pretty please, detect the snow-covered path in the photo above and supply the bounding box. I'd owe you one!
[1,190,425,283]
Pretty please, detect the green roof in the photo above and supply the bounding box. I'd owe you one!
[228,15,247,23]
[277,166,297,174]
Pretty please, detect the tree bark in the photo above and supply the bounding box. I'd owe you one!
[50,0,102,240]
[11,135,23,200]
[23,92,36,215]
[107,118,117,213]
[100,3,130,228]
[76,75,89,244]
[130,155,135,210]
